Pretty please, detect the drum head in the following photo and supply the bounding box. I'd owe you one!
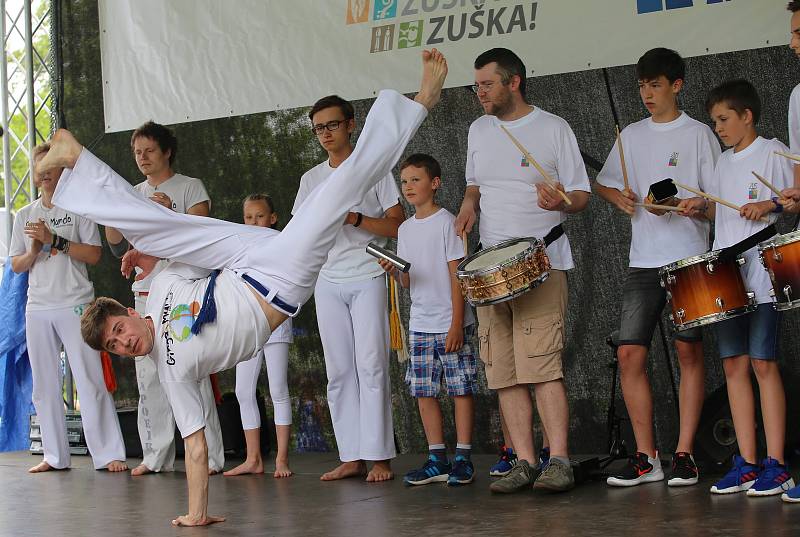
[463,240,530,271]
[660,249,720,274]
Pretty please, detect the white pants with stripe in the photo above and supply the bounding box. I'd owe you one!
[133,296,224,471]
[26,305,125,469]
[315,275,395,461]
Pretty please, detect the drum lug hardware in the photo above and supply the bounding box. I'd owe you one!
[736,257,746,266]
[746,291,755,304]
[706,262,715,274]
[665,290,672,301]
[666,274,676,285]
[771,245,783,263]
[675,308,685,321]
[784,285,793,302]
[715,297,724,311]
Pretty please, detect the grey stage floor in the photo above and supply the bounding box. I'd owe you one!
[2,451,800,536]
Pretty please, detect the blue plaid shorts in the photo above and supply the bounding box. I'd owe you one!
[405,326,477,397]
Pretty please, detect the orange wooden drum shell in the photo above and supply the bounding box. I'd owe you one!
[761,240,800,306]
[665,258,750,324]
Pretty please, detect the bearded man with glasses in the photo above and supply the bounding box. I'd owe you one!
[455,47,591,494]
[291,94,405,483]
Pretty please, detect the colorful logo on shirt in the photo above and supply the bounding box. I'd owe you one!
[748,182,759,200]
[521,156,530,168]
[668,152,679,167]
[167,301,201,342]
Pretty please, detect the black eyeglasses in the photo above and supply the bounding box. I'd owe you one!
[311,120,347,135]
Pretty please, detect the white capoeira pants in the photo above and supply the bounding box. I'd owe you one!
[26,305,125,469]
[52,90,427,315]
[315,276,394,461]
[235,342,291,429]
[134,296,224,471]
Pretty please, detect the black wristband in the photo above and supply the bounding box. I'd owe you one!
[353,212,363,227]
[53,235,68,251]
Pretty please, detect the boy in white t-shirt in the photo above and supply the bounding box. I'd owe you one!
[786,1,800,186]
[10,144,126,474]
[43,49,448,527]
[700,80,795,499]
[595,48,720,488]
[379,154,476,487]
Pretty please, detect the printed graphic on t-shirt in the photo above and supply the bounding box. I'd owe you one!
[668,152,679,167]
[748,183,758,200]
[520,156,530,167]
[167,301,200,342]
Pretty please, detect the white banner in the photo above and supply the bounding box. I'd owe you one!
[98,0,788,133]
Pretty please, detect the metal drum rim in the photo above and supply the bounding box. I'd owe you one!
[672,304,757,331]
[456,236,544,277]
[466,272,550,306]
[659,249,721,275]
[757,228,800,250]
[774,298,800,311]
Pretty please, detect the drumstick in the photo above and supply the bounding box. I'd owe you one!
[671,179,768,222]
[461,231,468,258]
[615,125,630,192]
[751,171,784,198]
[634,202,683,212]
[775,150,800,163]
[500,125,572,206]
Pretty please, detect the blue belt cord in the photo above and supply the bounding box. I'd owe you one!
[191,269,221,335]
[240,273,298,316]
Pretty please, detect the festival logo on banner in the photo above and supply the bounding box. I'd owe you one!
[347,1,539,54]
[637,0,729,15]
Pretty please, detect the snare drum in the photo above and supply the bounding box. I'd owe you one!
[659,250,755,331]
[758,229,800,310]
[456,237,550,306]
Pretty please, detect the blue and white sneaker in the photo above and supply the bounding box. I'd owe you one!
[747,457,795,497]
[404,454,451,486]
[781,484,800,503]
[710,455,760,494]
[489,446,518,477]
[447,455,475,486]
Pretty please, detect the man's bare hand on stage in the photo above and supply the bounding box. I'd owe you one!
[121,248,159,280]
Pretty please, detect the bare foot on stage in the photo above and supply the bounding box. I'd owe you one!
[208,468,221,476]
[414,48,448,111]
[274,459,293,479]
[172,514,226,527]
[106,460,128,472]
[223,458,264,476]
[130,463,154,476]
[37,128,82,173]
[320,460,367,481]
[28,460,65,473]
[366,460,394,482]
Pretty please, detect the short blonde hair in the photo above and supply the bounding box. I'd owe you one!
[32,142,51,162]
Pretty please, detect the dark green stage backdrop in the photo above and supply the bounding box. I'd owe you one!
[60,0,800,456]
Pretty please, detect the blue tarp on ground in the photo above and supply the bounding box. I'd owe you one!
[0,259,32,452]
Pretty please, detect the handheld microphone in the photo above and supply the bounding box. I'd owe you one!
[366,242,411,273]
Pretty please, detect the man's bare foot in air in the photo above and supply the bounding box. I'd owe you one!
[274,458,293,478]
[414,48,448,111]
[106,460,128,472]
[172,514,226,527]
[28,460,66,473]
[131,463,154,476]
[37,128,82,172]
[320,460,367,481]
[366,460,394,482]
[223,458,264,476]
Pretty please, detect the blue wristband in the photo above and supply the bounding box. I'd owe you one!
[771,197,784,214]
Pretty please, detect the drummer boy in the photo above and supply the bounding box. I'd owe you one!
[378,153,477,487]
[697,79,795,499]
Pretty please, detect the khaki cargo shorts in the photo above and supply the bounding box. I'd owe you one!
[476,270,567,390]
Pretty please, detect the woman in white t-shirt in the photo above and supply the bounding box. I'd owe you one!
[224,194,294,478]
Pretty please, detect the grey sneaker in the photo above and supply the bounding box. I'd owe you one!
[533,458,575,492]
[489,459,534,493]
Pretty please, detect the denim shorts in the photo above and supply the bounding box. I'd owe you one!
[714,303,780,360]
[406,326,477,397]
[618,267,702,346]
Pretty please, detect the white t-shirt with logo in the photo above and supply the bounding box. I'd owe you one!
[465,108,590,270]
[146,263,270,437]
[397,208,475,333]
[131,173,210,293]
[9,199,100,311]
[292,160,400,283]
[596,112,720,268]
[709,137,794,304]
[789,83,800,154]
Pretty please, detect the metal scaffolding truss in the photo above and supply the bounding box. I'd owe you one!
[1,0,52,253]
